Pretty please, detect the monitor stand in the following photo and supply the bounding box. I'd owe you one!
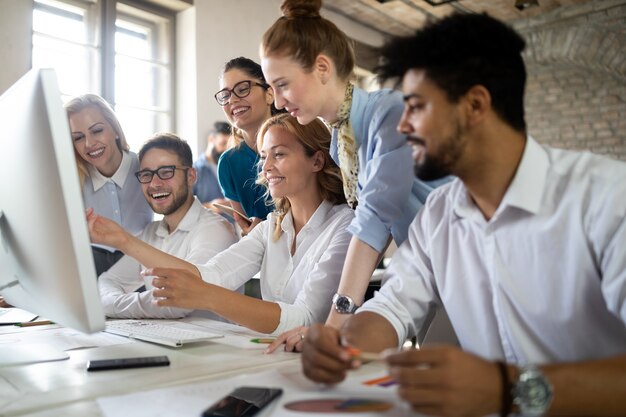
[0,211,69,367]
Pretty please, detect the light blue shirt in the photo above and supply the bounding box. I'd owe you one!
[192,156,224,203]
[83,151,153,250]
[330,87,448,252]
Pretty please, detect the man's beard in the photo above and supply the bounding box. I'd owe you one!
[412,120,463,181]
[155,187,189,216]
[414,156,451,181]
[149,176,190,216]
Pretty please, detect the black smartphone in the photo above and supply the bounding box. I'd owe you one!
[201,386,283,417]
[86,355,170,371]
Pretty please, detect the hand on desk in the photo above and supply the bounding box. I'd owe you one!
[386,346,501,417]
[86,208,129,249]
[301,324,359,384]
[302,325,502,416]
[264,326,309,354]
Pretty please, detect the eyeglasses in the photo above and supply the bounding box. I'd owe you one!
[214,80,269,106]
[135,165,189,184]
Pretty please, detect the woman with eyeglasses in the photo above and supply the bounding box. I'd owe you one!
[214,57,281,234]
[87,114,354,337]
[65,94,153,276]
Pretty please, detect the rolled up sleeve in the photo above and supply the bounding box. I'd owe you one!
[347,91,416,251]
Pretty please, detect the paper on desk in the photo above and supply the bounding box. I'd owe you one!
[0,307,38,324]
[181,317,272,349]
[97,367,415,417]
[0,327,131,351]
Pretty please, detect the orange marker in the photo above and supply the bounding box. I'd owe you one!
[344,346,383,362]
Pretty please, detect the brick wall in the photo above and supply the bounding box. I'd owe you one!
[515,0,626,161]
[525,65,626,160]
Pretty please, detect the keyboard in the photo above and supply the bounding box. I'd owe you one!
[104,320,222,347]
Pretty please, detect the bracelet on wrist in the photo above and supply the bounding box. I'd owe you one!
[496,361,513,417]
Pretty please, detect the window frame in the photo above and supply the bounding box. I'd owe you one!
[33,0,176,135]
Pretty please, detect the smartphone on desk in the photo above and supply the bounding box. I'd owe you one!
[211,203,252,225]
[202,386,283,417]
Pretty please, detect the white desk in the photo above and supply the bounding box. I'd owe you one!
[0,320,300,417]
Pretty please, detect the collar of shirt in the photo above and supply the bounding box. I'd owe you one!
[88,151,132,192]
[453,136,549,220]
[155,197,204,238]
[278,200,334,235]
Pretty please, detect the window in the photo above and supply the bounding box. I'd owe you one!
[32,0,174,153]
[33,0,98,98]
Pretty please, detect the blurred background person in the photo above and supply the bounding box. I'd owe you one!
[193,120,231,208]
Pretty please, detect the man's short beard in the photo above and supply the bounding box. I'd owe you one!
[150,172,190,216]
[414,156,451,181]
[157,186,189,216]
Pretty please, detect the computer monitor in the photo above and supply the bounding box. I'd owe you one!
[0,69,105,337]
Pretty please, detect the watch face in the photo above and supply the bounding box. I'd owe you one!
[336,297,351,311]
[514,369,553,415]
[333,295,356,314]
[523,379,551,409]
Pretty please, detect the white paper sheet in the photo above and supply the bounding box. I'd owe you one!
[180,317,275,350]
[97,366,418,417]
[0,327,131,351]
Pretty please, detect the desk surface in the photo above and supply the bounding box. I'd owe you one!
[0,319,300,417]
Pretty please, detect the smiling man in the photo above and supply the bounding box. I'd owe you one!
[300,12,626,417]
[94,133,237,318]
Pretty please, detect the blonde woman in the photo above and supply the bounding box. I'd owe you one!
[89,114,354,337]
[65,94,152,275]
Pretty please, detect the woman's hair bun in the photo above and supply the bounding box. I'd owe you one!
[280,0,322,19]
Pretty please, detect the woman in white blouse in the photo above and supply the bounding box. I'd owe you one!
[88,113,354,337]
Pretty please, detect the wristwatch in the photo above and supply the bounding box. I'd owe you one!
[332,293,359,314]
[512,365,553,416]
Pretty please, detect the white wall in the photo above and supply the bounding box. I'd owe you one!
[0,0,33,94]
[182,0,283,157]
[175,6,198,156]
[177,0,385,157]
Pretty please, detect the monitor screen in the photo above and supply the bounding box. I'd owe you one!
[0,68,104,334]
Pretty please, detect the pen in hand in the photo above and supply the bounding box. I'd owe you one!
[344,346,384,362]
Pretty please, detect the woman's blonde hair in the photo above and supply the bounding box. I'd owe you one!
[256,113,346,241]
[64,94,129,186]
[261,0,355,81]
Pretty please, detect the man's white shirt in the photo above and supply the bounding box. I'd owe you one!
[360,137,626,364]
[99,197,237,318]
